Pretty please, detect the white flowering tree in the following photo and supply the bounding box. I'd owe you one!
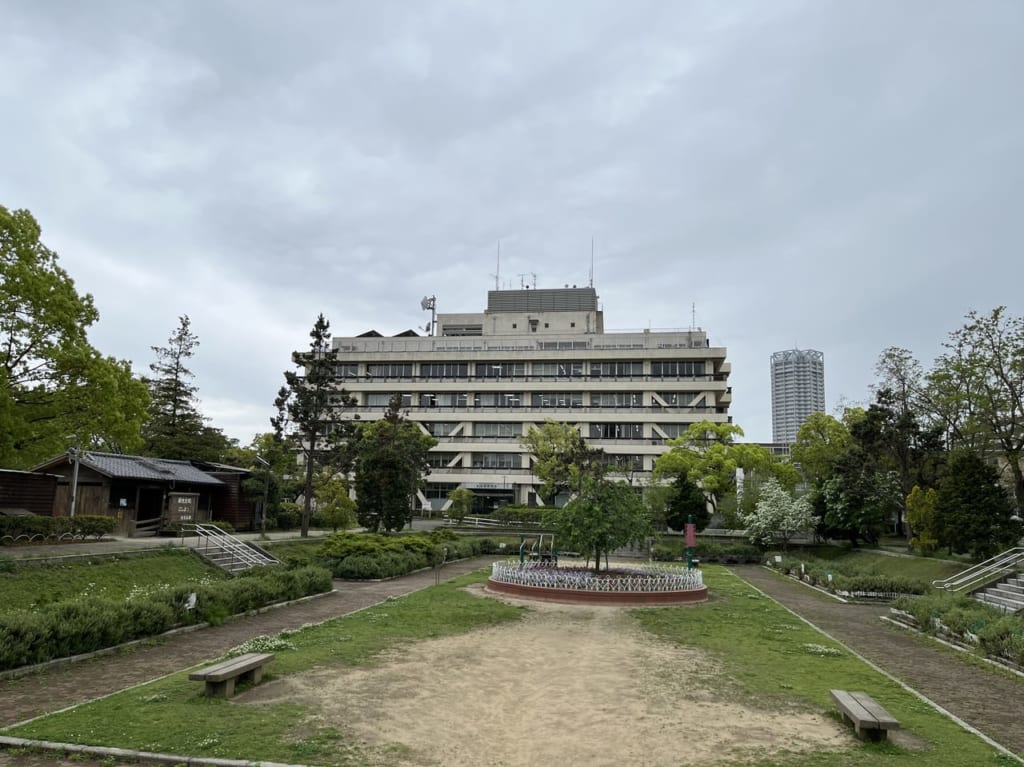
[742,477,814,550]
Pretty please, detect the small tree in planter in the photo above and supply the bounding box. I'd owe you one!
[446,487,474,524]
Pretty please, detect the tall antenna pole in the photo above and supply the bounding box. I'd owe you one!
[691,302,697,331]
[590,237,595,288]
[495,241,501,290]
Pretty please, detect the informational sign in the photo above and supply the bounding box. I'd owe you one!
[167,492,200,524]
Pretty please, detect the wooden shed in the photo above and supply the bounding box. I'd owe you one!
[0,469,60,517]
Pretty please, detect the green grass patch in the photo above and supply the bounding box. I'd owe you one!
[7,571,526,765]
[0,549,225,613]
[6,567,1013,767]
[634,567,1011,767]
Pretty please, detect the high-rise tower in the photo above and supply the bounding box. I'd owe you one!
[770,349,825,444]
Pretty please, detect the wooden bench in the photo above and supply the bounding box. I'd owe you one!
[189,653,274,698]
[830,689,900,742]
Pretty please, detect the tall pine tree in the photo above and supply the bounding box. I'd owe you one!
[142,315,229,461]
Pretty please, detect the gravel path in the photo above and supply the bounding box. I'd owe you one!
[732,565,1024,757]
[0,557,491,729]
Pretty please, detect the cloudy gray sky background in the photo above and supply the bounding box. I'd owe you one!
[2,1,1022,445]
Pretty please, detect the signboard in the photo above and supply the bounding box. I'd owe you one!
[167,492,200,525]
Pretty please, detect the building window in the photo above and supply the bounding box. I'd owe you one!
[534,361,584,377]
[589,423,642,439]
[424,422,458,437]
[426,452,459,468]
[473,453,522,469]
[367,363,413,378]
[421,362,469,378]
[590,361,642,377]
[474,392,522,408]
[474,422,522,438]
[651,361,706,377]
[531,392,583,408]
[590,392,643,408]
[657,392,703,407]
[475,362,526,378]
[334,363,359,379]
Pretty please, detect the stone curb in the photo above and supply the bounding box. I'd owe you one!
[880,615,1024,679]
[0,736,313,767]
[0,589,338,682]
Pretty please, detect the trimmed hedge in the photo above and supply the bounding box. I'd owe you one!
[0,515,116,543]
[317,530,482,580]
[0,564,332,671]
[768,554,930,597]
[651,539,761,564]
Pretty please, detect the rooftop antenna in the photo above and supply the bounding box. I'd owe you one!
[493,241,501,290]
[531,272,537,288]
[420,295,436,336]
[691,302,697,331]
[589,237,595,288]
[517,273,528,289]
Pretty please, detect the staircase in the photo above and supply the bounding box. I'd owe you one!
[185,524,280,574]
[973,573,1024,614]
[933,547,1024,614]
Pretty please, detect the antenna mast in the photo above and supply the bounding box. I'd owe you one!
[691,303,697,331]
[590,237,594,288]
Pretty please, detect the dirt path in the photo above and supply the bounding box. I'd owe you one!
[732,565,1024,756]
[0,557,491,728]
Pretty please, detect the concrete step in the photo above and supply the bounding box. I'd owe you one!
[975,591,1024,612]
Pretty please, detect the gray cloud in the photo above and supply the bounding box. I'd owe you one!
[2,0,1022,443]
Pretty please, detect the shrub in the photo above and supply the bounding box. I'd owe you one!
[0,564,332,671]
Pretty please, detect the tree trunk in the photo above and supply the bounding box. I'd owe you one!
[301,428,317,538]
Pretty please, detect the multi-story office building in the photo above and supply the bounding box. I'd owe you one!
[770,348,825,444]
[328,287,731,511]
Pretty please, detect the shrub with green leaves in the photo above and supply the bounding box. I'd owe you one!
[0,565,332,671]
[317,531,481,579]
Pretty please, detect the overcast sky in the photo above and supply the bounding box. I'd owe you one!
[2,1,1022,445]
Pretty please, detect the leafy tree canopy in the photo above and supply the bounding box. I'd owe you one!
[521,419,605,503]
[544,478,650,572]
[791,412,853,485]
[934,450,1021,560]
[742,477,813,550]
[351,396,437,532]
[1,206,149,467]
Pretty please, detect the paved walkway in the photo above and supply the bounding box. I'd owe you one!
[733,565,1024,757]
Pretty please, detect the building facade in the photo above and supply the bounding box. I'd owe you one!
[770,348,825,444]
[328,287,732,512]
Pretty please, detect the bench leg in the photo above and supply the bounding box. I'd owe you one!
[205,678,235,698]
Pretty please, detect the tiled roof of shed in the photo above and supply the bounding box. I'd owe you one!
[80,453,223,485]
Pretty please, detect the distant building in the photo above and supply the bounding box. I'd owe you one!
[322,286,732,512]
[770,349,825,444]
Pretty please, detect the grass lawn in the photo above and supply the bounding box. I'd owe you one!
[5,567,1015,767]
[788,546,964,584]
[0,549,225,613]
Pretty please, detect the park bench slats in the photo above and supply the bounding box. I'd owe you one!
[830,689,899,741]
[189,652,274,698]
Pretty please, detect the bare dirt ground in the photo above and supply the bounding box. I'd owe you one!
[241,585,848,767]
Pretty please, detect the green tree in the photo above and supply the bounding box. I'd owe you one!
[663,472,710,532]
[653,421,791,517]
[906,485,939,554]
[545,478,650,572]
[791,412,853,485]
[521,419,604,503]
[273,314,355,537]
[742,477,813,551]
[934,451,1022,560]
[313,471,356,532]
[817,462,901,546]
[929,308,1024,515]
[351,396,437,532]
[446,487,474,523]
[0,206,149,467]
[142,315,231,461]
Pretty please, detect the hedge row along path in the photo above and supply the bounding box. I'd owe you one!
[0,556,493,729]
[734,565,1024,757]
[0,560,1021,762]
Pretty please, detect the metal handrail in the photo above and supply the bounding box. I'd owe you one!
[184,524,279,569]
[932,547,1024,593]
